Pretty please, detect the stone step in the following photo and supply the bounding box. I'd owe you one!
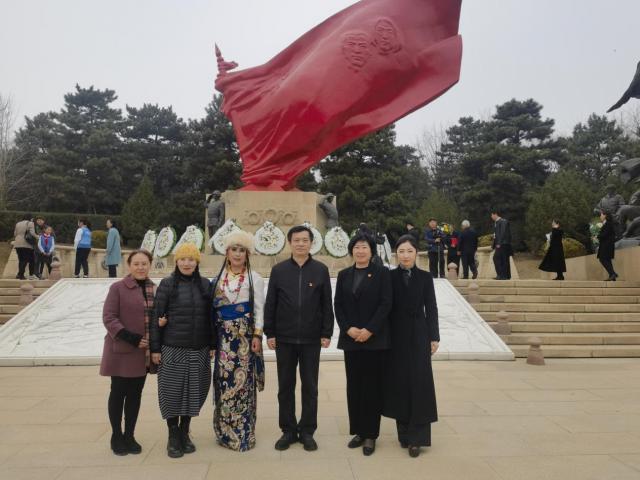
[510,344,640,358]
[0,304,21,314]
[466,287,640,296]
[476,295,640,304]
[454,280,640,288]
[481,312,640,322]
[492,322,640,334]
[0,280,57,288]
[0,314,14,324]
[503,333,640,346]
[0,295,20,304]
[475,303,640,313]
[0,288,48,296]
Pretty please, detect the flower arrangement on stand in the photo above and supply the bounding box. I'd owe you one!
[254,221,286,255]
[154,227,177,258]
[172,225,205,254]
[140,230,157,254]
[302,221,323,255]
[210,220,242,255]
[324,226,350,258]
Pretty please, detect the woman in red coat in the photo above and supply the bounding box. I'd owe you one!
[100,249,156,456]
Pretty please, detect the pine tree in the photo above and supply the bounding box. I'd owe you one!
[120,176,160,246]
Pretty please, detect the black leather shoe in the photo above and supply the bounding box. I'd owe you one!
[167,425,183,458]
[274,432,298,451]
[408,445,420,457]
[110,432,128,456]
[348,435,364,448]
[123,434,142,454]
[472,273,478,279]
[300,434,318,451]
[180,424,196,454]
[363,439,375,456]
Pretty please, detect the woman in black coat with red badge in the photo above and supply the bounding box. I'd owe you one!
[383,234,439,458]
[334,232,392,456]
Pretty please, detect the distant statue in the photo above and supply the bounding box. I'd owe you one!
[607,61,640,113]
[205,190,225,237]
[319,193,339,229]
[615,158,640,249]
[595,185,625,216]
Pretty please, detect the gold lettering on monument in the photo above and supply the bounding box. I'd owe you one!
[242,210,299,226]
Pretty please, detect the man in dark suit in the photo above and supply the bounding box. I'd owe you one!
[457,220,478,279]
[491,210,512,280]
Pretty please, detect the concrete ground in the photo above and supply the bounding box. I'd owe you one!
[1,359,640,480]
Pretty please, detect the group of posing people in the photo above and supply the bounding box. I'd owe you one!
[100,226,440,459]
[12,216,122,279]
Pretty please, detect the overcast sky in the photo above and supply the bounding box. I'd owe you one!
[2,0,639,146]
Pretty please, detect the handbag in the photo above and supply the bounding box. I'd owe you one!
[23,223,37,246]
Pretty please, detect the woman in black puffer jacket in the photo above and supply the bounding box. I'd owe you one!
[150,243,214,459]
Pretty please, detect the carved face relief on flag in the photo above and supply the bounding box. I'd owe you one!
[342,31,372,70]
[373,18,402,55]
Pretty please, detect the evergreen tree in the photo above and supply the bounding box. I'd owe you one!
[120,176,160,246]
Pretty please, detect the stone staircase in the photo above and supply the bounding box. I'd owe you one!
[0,279,57,325]
[454,279,640,358]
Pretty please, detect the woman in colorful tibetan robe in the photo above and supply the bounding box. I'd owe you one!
[211,231,265,451]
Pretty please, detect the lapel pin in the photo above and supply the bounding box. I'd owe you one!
[309,282,313,287]
[368,273,372,278]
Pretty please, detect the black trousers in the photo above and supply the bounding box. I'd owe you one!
[75,248,91,276]
[599,257,617,277]
[396,420,431,447]
[108,265,117,278]
[428,251,446,278]
[344,350,384,439]
[38,253,52,276]
[108,376,146,436]
[460,252,478,279]
[16,248,35,278]
[493,247,511,279]
[275,342,321,435]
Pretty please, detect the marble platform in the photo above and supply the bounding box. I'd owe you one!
[0,278,513,366]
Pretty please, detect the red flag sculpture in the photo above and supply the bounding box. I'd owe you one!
[215,0,463,191]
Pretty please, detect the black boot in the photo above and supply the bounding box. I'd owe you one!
[110,432,128,456]
[180,420,196,454]
[123,433,142,454]
[167,425,183,458]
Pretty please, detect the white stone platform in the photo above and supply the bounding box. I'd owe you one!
[0,278,513,366]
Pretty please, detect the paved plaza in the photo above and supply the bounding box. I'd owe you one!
[1,358,640,480]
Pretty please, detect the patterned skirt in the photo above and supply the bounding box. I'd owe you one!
[158,345,211,419]
[213,302,264,452]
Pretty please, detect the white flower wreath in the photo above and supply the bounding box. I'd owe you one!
[302,221,323,255]
[254,221,286,255]
[140,230,157,254]
[210,219,241,255]
[154,227,177,258]
[324,226,350,258]
[172,225,205,254]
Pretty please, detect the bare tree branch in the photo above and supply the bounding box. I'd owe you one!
[0,94,32,210]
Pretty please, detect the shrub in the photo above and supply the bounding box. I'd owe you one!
[92,230,108,249]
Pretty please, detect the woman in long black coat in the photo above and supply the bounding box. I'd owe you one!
[538,220,566,280]
[334,232,392,456]
[597,211,618,281]
[383,234,439,458]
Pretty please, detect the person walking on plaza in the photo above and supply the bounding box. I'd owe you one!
[106,219,122,278]
[491,210,512,280]
[446,228,460,273]
[424,219,446,278]
[150,243,214,458]
[538,219,566,281]
[74,219,92,278]
[13,214,37,280]
[458,220,478,280]
[264,225,334,452]
[597,211,618,281]
[211,231,265,452]
[100,249,155,456]
[37,225,55,278]
[334,232,392,456]
[383,235,439,458]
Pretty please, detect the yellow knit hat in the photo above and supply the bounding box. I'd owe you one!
[174,243,201,263]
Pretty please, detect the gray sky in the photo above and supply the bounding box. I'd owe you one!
[2,0,639,146]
